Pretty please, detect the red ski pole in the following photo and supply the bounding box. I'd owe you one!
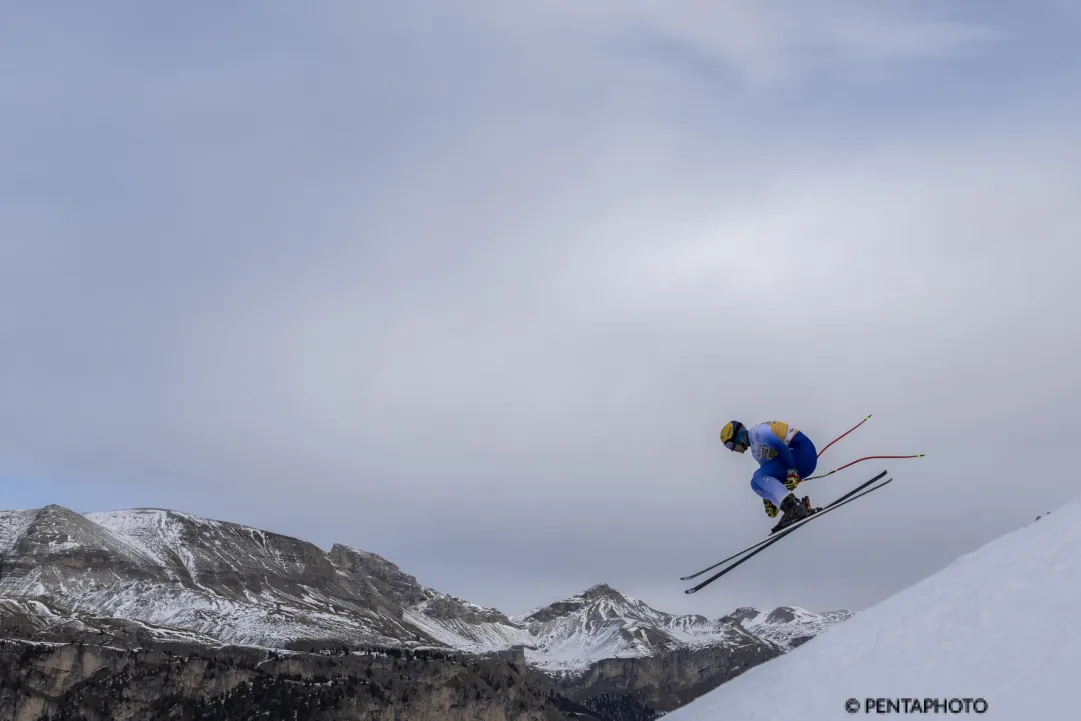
[818,414,873,458]
[806,454,924,481]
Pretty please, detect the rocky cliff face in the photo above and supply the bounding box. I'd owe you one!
[0,639,579,721]
[557,639,783,713]
[0,504,852,720]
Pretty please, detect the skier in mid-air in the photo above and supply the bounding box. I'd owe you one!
[720,420,818,533]
[682,416,917,593]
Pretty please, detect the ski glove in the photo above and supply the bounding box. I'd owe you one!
[763,499,779,518]
[784,469,801,491]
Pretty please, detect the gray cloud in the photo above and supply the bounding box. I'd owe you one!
[1,1,1079,619]
[495,0,1002,88]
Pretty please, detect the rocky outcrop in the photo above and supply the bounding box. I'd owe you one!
[0,639,579,721]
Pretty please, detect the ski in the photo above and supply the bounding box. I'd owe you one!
[684,475,893,594]
[680,470,888,581]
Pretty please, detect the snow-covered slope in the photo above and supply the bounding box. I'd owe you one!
[0,505,497,648]
[664,507,1078,720]
[0,597,224,647]
[0,504,846,676]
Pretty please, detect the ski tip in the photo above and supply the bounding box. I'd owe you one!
[684,588,696,594]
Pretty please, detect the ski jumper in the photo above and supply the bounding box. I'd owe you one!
[748,421,818,506]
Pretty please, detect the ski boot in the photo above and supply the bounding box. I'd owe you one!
[770,493,814,534]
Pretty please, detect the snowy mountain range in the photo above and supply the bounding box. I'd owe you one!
[0,503,850,685]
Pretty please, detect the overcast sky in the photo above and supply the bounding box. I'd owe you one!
[1,1,1079,620]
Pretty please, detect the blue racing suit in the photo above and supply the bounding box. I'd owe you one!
[748,421,818,507]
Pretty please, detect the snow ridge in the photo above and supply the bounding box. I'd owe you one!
[664,502,1081,720]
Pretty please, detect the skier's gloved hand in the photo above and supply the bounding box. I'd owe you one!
[784,469,801,490]
[763,499,778,518]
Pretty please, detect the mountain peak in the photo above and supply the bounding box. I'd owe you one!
[720,606,762,625]
[579,582,624,601]
[763,606,800,624]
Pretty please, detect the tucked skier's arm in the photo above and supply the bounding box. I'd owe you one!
[762,428,798,470]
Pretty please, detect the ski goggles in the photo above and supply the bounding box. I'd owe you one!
[724,440,747,452]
